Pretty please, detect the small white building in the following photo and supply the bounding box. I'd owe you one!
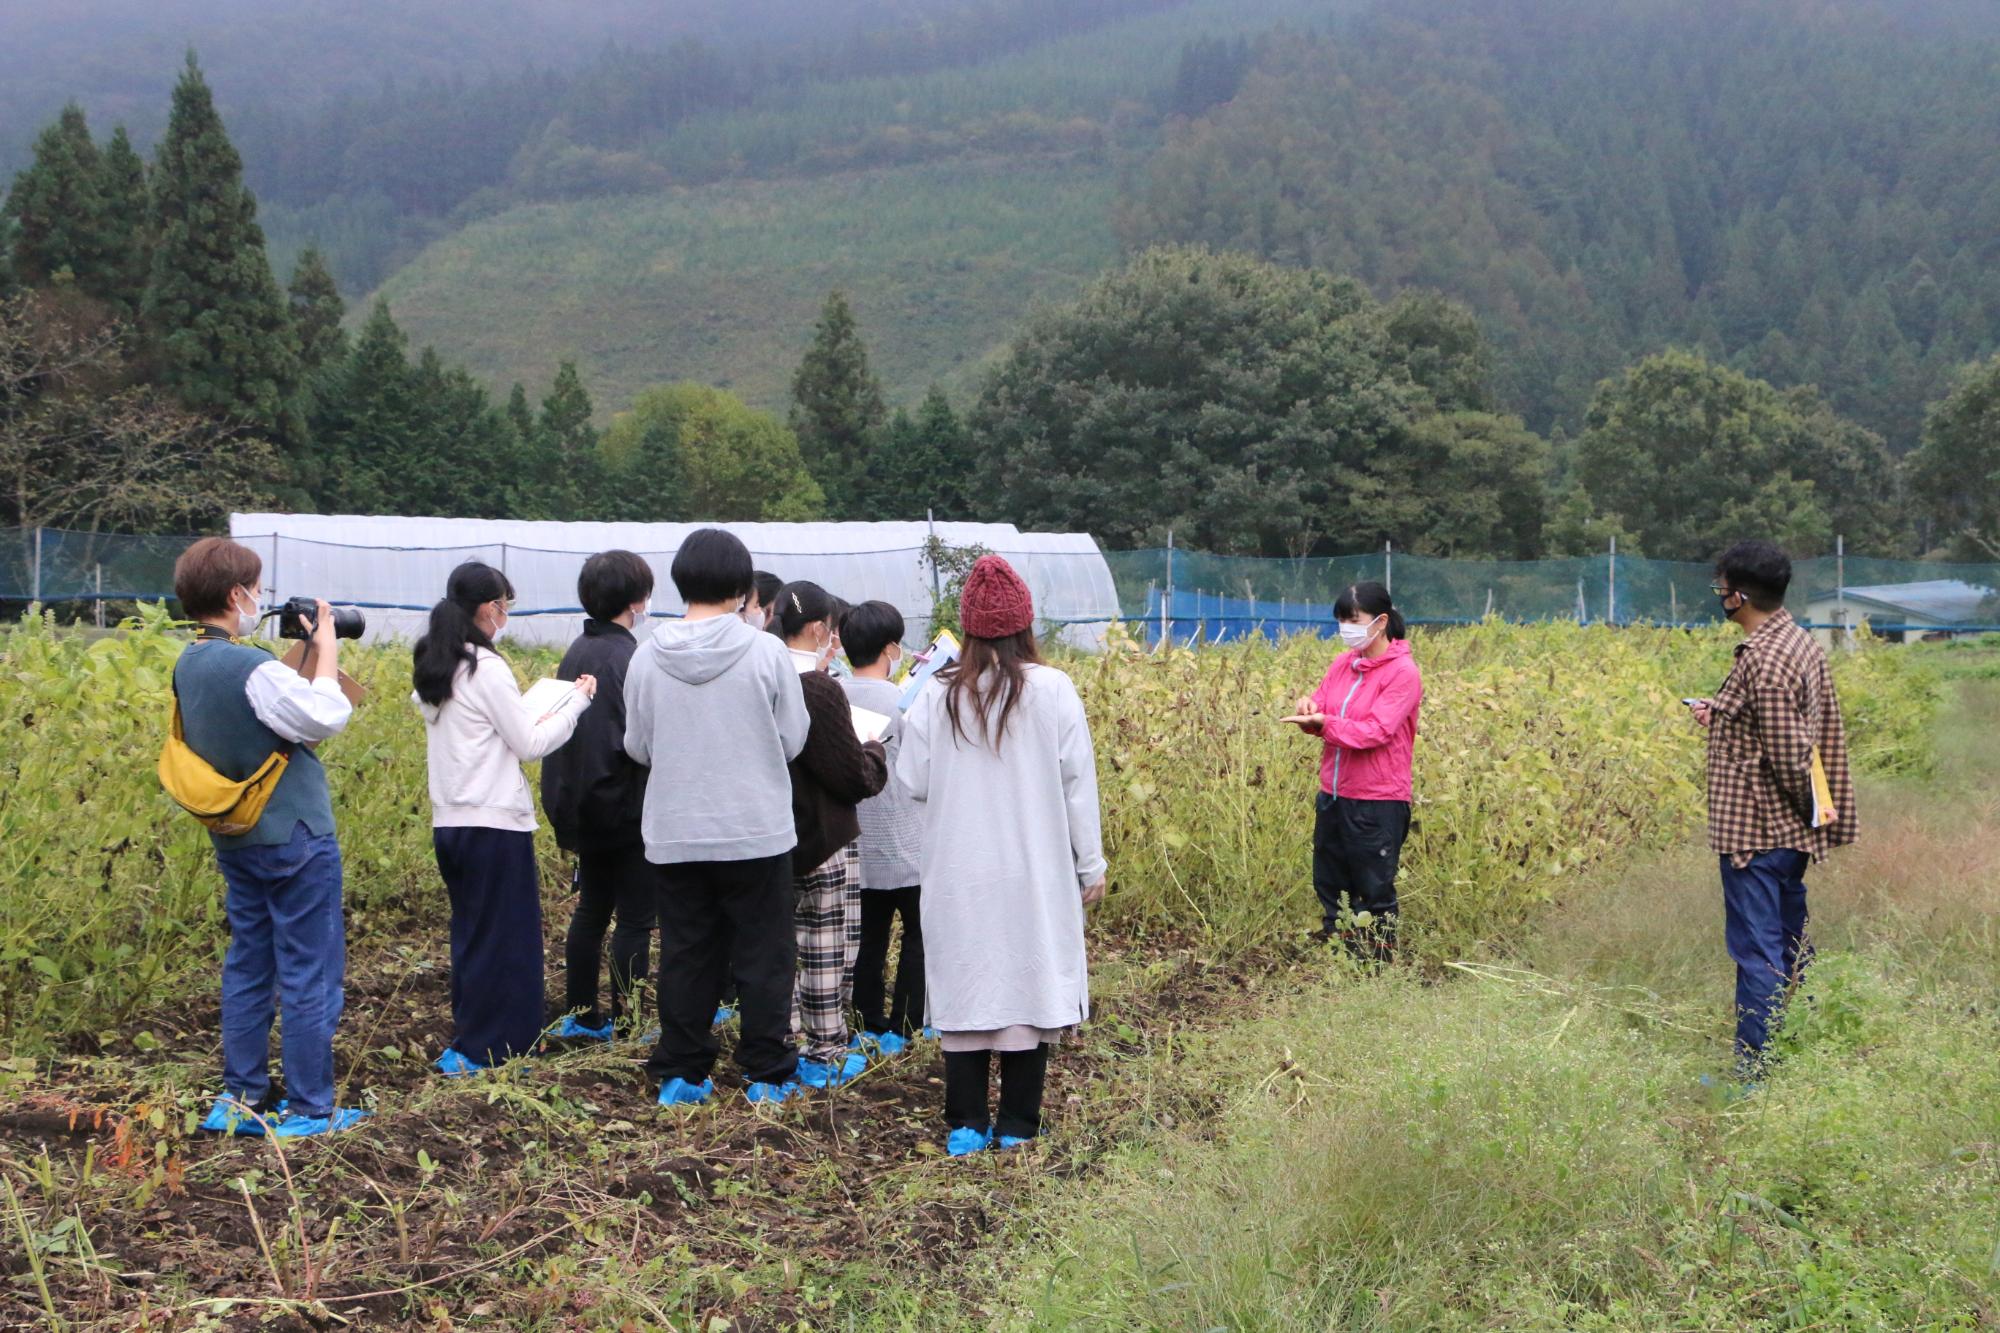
[1806,579,1995,646]
[227,514,1123,649]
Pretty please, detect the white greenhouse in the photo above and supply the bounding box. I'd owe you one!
[227,514,1123,648]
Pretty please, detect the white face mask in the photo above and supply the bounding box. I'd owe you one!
[1338,615,1383,652]
[886,645,905,676]
[636,599,651,624]
[234,587,262,638]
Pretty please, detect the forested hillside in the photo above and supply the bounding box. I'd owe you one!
[7,0,2000,560]
[1122,0,2000,450]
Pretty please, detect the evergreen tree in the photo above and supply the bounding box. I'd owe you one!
[864,385,973,520]
[526,361,597,518]
[540,359,596,456]
[789,291,886,518]
[96,126,151,313]
[506,381,538,444]
[286,247,347,372]
[1908,354,2000,559]
[308,298,416,512]
[3,105,111,293]
[143,53,299,436]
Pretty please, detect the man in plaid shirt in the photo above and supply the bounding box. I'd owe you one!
[1691,540,1856,1072]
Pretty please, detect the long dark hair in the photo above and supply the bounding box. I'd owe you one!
[413,561,514,705]
[940,627,1041,753]
[1333,581,1407,640]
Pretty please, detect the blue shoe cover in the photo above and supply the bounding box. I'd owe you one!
[272,1107,369,1139]
[555,1014,615,1041]
[199,1097,286,1135]
[855,1031,908,1056]
[435,1049,487,1078]
[797,1051,867,1088]
[657,1077,714,1107]
[745,1079,803,1104]
[996,1133,1036,1150]
[946,1126,993,1156]
[713,1005,737,1027]
[919,1026,940,1040]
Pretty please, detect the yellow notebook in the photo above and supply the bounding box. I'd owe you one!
[1809,746,1836,828]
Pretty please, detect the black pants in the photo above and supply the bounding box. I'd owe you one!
[648,851,796,1089]
[1312,794,1411,957]
[434,827,544,1065]
[563,846,657,1028]
[854,886,925,1036]
[945,1045,1050,1139]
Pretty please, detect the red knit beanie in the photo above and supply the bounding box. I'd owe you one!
[959,555,1034,639]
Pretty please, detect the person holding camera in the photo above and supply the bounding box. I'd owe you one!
[414,561,596,1074]
[171,537,367,1139]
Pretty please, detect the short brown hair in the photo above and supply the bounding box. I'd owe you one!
[174,537,263,619]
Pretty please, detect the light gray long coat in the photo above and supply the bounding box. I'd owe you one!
[895,664,1106,1033]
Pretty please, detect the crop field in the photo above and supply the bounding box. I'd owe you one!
[2,610,1989,1330]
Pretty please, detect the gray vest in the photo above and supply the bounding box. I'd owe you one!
[172,639,336,850]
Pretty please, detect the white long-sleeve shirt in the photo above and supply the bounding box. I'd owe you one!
[415,647,589,831]
[244,660,352,744]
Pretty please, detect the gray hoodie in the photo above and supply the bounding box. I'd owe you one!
[623,613,809,865]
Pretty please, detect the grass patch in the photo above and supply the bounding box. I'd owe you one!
[1004,685,2000,1331]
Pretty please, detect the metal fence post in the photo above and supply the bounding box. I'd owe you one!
[926,507,942,604]
[1384,540,1393,594]
[95,563,104,628]
[1608,535,1617,625]
[1836,534,1847,647]
[30,526,43,605]
[1164,528,1175,648]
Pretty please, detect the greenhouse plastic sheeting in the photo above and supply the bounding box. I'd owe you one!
[223,515,1124,648]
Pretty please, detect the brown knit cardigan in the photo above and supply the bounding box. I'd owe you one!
[789,669,888,870]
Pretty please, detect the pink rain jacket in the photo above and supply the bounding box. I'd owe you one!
[1306,639,1422,801]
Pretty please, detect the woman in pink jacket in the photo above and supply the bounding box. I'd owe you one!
[1290,582,1422,962]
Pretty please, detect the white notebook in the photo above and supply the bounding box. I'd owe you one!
[523,677,585,721]
[850,704,892,743]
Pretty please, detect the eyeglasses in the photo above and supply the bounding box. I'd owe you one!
[1709,582,1729,596]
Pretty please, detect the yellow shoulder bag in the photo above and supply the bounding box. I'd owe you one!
[158,686,292,838]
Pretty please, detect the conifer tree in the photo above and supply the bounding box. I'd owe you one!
[540,360,596,456]
[309,298,415,512]
[789,291,886,518]
[96,126,151,312]
[286,247,347,372]
[143,53,299,435]
[3,104,111,292]
[865,385,972,520]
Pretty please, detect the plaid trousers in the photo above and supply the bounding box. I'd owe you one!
[791,844,861,1063]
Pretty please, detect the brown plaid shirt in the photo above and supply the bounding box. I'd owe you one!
[1705,608,1857,866]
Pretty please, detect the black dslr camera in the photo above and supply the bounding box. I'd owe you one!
[276,596,366,641]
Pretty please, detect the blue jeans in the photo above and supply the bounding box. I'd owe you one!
[1719,849,1811,1063]
[214,822,346,1118]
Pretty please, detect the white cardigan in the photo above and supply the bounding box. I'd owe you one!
[415,648,587,831]
[895,664,1106,1033]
